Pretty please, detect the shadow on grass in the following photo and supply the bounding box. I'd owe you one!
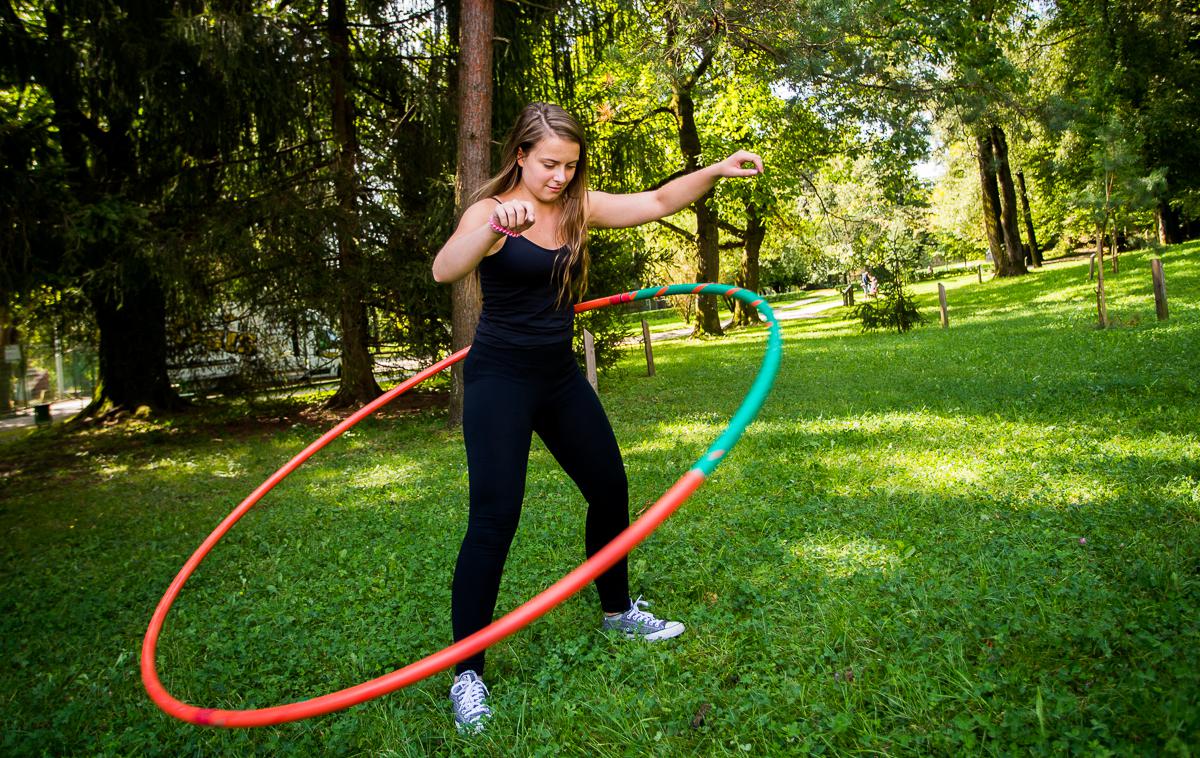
[0,244,1197,755]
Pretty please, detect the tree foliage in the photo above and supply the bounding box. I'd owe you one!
[4,0,1196,419]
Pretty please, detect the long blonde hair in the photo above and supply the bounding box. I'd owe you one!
[472,103,590,305]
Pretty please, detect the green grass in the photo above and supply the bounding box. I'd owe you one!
[2,245,1198,755]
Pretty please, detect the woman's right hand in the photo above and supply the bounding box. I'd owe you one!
[433,198,535,283]
[491,200,536,235]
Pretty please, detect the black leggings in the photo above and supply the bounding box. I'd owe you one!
[452,339,630,676]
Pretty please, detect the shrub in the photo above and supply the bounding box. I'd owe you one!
[853,247,925,333]
[853,281,925,332]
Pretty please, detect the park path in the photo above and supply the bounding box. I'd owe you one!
[0,397,89,433]
[639,294,844,343]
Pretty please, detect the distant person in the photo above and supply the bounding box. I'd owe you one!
[27,368,50,402]
[431,102,764,734]
[860,271,871,295]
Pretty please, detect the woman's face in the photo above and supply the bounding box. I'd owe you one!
[518,135,580,203]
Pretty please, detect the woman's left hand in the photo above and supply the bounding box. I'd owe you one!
[712,150,764,178]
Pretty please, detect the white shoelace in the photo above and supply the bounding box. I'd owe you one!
[452,675,489,713]
[623,596,665,629]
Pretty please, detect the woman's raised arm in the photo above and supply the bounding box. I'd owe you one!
[587,150,764,230]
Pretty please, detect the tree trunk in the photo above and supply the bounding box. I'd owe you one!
[32,5,185,421]
[1111,227,1119,274]
[991,125,1028,276]
[732,202,766,327]
[1016,170,1042,266]
[1095,221,1108,328]
[673,83,722,336]
[85,267,182,415]
[447,0,492,428]
[324,0,381,409]
[1156,199,1180,245]
[975,132,1007,273]
[0,306,13,413]
[692,195,723,335]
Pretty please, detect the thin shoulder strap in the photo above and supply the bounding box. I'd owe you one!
[490,195,503,204]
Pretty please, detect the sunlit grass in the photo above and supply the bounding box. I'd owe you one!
[790,536,907,579]
[1,245,1198,755]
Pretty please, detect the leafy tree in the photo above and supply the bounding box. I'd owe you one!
[789,152,929,290]
[1,1,318,416]
[927,137,990,263]
[279,0,460,407]
[1045,0,1200,244]
[921,0,1038,276]
[322,0,384,407]
[701,67,829,326]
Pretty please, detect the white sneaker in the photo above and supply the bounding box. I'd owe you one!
[601,596,685,641]
[449,670,491,734]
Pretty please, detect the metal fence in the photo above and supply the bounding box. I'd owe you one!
[1,330,97,413]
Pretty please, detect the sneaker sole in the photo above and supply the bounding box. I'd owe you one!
[617,622,685,641]
[454,714,489,735]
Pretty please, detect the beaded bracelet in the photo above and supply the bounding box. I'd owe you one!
[488,219,521,238]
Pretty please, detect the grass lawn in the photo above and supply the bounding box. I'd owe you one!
[625,289,841,338]
[2,244,1198,755]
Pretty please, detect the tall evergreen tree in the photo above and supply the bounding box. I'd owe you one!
[1,1,313,415]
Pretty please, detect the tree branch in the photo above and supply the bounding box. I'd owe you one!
[655,218,696,242]
[599,106,675,128]
[644,168,687,192]
[683,43,717,91]
[717,219,746,238]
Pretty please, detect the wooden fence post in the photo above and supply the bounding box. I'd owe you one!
[977,264,983,284]
[1151,258,1169,321]
[641,318,656,377]
[1089,254,1096,281]
[938,283,949,328]
[583,328,598,393]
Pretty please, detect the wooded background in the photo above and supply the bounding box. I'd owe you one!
[3,0,1197,419]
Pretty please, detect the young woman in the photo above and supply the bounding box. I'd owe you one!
[432,102,763,734]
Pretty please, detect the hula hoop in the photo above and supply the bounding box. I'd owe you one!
[141,283,782,727]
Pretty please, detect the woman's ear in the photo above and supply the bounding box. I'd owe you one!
[516,148,526,168]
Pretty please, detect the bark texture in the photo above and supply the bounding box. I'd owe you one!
[86,267,182,414]
[976,127,1028,276]
[447,0,492,427]
[673,78,722,336]
[732,202,766,327]
[325,0,382,408]
[975,132,1006,272]
[1016,170,1042,266]
[991,126,1028,276]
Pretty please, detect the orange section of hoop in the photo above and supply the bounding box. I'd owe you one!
[142,332,702,725]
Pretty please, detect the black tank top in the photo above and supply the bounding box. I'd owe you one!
[474,234,575,347]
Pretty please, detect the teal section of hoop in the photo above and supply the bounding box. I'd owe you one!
[624,284,782,477]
